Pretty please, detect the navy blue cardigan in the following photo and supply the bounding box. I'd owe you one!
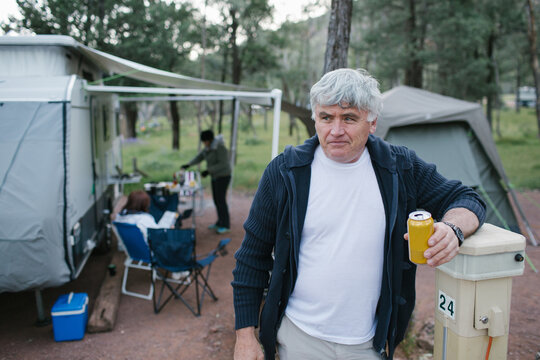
[232,135,486,359]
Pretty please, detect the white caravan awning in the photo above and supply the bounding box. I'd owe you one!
[85,83,283,160]
[0,35,283,159]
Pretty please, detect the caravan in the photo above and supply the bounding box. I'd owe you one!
[0,36,131,293]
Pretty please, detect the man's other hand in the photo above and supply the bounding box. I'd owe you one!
[234,327,264,360]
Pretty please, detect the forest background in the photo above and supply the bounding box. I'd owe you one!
[2,0,540,193]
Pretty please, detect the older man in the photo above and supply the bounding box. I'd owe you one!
[232,68,486,360]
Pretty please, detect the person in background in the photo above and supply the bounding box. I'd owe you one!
[182,130,232,234]
[114,190,158,243]
[232,68,486,360]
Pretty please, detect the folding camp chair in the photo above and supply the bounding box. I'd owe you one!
[112,222,154,300]
[148,193,192,228]
[147,228,230,316]
[148,193,179,222]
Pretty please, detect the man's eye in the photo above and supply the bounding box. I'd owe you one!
[344,117,356,122]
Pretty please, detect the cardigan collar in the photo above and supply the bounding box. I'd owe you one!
[283,134,397,172]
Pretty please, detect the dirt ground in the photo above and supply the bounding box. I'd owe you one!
[1,190,539,360]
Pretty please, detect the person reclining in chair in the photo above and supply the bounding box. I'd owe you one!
[115,190,159,244]
[115,189,187,280]
[116,190,183,242]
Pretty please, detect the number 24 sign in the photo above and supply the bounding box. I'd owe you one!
[438,290,456,320]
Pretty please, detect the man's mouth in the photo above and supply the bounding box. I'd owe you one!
[328,140,348,146]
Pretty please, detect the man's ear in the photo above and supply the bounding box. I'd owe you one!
[369,118,377,134]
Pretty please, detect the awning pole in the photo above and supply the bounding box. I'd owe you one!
[85,84,274,99]
[271,89,283,159]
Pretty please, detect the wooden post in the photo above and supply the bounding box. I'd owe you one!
[87,251,126,333]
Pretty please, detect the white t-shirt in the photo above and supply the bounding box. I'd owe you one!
[115,212,159,243]
[285,146,386,345]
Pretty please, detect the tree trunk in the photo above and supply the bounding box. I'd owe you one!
[82,1,92,46]
[485,32,496,128]
[230,98,239,165]
[200,0,207,80]
[138,102,155,123]
[219,35,230,132]
[196,101,203,152]
[289,113,297,137]
[96,0,106,47]
[404,0,423,88]
[213,101,219,130]
[123,102,137,139]
[230,8,241,84]
[526,0,540,138]
[197,3,206,147]
[218,100,224,134]
[494,58,502,138]
[247,104,257,137]
[281,100,315,137]
[516,59,521,113]
[307,18,316,88]
[170,99,180,150]
[323,0,353,74]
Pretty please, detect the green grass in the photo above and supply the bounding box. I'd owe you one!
[121,104,540,194]
[122,110,310,194]
[494,107,540,190]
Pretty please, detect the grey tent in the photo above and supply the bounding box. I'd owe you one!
[377,86,536,245]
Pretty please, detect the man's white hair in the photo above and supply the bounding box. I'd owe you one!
[310,68,383,123]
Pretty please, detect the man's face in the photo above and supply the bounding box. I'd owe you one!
[314,104,377,163]
[203,140,211,148]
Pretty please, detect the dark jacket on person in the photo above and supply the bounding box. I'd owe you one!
[232,135,486,359]
[188,135,231,178]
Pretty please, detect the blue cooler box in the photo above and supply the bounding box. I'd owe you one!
[51,292,88,342]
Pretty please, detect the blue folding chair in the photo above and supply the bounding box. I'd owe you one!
[148,193,179,223]
[112,222,154,300]
[148,228,230,316]
[147,192,193,228]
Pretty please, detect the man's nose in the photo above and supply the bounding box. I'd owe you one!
[330,120,345,135]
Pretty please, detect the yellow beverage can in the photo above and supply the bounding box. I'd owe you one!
[407,210,434,264]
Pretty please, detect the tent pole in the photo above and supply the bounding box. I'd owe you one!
[271,89,282,159]
[508,187,538,246]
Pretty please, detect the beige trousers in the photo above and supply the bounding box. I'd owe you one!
[276,315,383,360]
